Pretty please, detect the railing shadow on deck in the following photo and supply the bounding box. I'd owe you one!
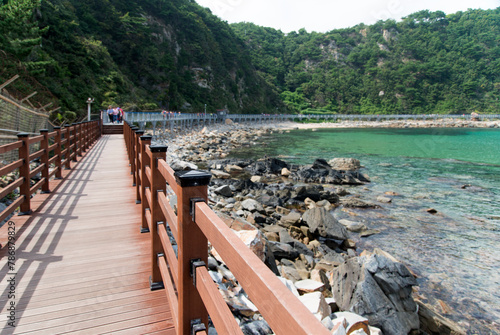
[0,138,109,329]
[0,122,102,330]
[124,122,331,335]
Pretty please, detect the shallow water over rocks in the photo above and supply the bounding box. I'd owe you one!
[228,128,500,333]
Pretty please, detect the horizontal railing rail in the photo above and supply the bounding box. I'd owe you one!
[123,121,330,335]
[0,121,101,226]
[125,112,500,128]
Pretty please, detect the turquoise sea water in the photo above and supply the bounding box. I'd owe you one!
[230,128,500,333]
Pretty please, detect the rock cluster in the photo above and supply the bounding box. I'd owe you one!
[155,124,421,334]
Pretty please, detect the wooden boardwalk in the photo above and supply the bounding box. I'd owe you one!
[0,135,173,334]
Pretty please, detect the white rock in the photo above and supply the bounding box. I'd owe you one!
[234,229,267,262]
[281,167,291,177]
[369,326,383,335]
[321,316,334,330]
[332,312,370,335]
[298,292,331,320]
[278,276,300,297]
[331,317,347,335]
[250,175,263,183]
[211,169,231,179]
[294,279,325,294]
[225,164,243,173]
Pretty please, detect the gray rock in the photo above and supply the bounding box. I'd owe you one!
[241,199,264,212]
[170,160,198,171]
[360,229,381,237]
[240,320,273,335]
[330,253,419,335]
[279,211,301,227]
[342,198,379,209]
[269,241,299,260]
[377,195,392,203]
[207,256,218,270]
[215,185,233,197]
[301,207,348,241]
[339,219,367,233]
[279,230,296,244]
[279,263,302,282]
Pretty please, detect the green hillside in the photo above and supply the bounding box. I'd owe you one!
[232,8,500,114]
[1,1,499,117]
[0,0,280,116]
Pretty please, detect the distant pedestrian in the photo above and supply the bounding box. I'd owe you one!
[107,106,114,123]
[112,108,119,123]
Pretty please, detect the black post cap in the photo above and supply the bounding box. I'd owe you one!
[54,126,61,130]
[40,129,49,133]
[135,130,145,135]
[150,145,168,153]
[17,133,30,138]
[174,170,212,187]
[140,135,153,141]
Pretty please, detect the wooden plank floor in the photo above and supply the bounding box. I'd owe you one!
[0,135,174,334]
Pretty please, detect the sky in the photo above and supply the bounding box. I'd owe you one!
[195,0,500,33]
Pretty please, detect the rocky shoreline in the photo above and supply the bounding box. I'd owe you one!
[151,120,473,335]
[282,119,500,130]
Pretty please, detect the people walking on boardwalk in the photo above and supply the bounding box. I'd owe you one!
[107,106,114,123]
[118,107,123,123]
[112,107,119,123]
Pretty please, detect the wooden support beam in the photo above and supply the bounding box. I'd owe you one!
[20,91,37,103]
[0,74,19,90]
[38,102,53,112]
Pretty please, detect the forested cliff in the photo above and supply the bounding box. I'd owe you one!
[1,0,499,116]
[232,8,500,114]
[0,0,280,115]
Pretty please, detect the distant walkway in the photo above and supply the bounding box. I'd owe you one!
[0,135,173,334]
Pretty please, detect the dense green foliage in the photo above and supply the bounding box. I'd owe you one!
[1,1,499,116]
[232,8,500,114]
[0,0,280,116]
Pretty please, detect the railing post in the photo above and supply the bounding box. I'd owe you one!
[70,124,77,162]
[64,125,72,168]
[76,123,83,157]
[40,129,50,193]
[82,122,88,152]
[134,130,145,202]
[140,135,152,233]
[124,122,130,162]
[17,133,32,215]
[149,144,168,290]
[130,127,139,181]
[54,126,63,179]
[175,170,212,334]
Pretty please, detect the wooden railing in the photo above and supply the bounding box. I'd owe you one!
[124,122,330,335]
[0,121,101,225]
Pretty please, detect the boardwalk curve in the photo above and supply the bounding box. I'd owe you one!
[0,135,173,334]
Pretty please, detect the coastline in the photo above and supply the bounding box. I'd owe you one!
[150,120,499,334]
[268,119,500,130]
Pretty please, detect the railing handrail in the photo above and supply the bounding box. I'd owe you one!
[123,121,331,335]
[124,111,500,125]
[0,121,101,225]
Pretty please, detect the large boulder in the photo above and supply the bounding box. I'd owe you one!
[330,251,419,335]
[291,166,367,185]
[328,158,361,171]
[301,207,348,241]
